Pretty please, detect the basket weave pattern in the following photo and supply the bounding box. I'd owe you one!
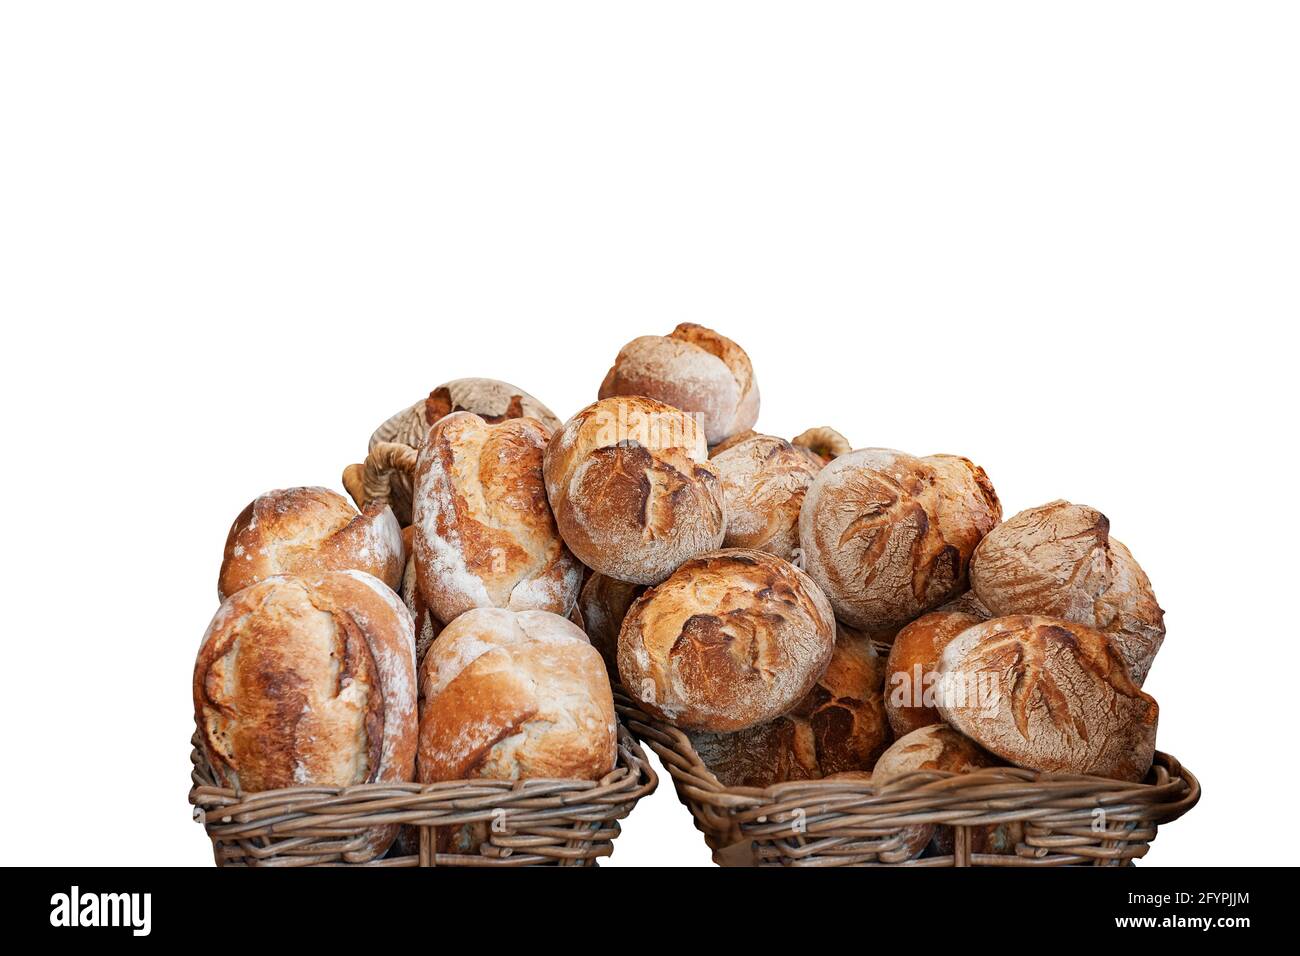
[190,717,656,867]
[618,699,1198,867]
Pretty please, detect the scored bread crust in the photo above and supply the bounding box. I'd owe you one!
[416,608,617,783]
[217,486,404,601]
[714,435,821,561]
[884,608,987,737]
[543,396,725,584]
[617,548,837,733]
[936,614,1159,782]
[412,412,581,625]
[798,448,1002,631]
[194,571,416,861]
[970,499,1165,686]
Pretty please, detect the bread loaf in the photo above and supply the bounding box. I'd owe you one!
[218,486,403,601]
[399,554,441,664]
[936,615,1159,781]
[617,548,836,732]
[884,608,987,736]
[713,435,821,561]
[543,396,725,584]
[970,500,1165,685]
[412,411,581,625]
[194,571,416,861]
[577,572,646,677]
[598,323,759,445]
[689,624,890,786]
[417,608,617,782]
[798,448,1001,631]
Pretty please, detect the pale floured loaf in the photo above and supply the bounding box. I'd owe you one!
[714,435,821,561]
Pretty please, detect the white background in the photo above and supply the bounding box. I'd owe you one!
[2,2,1296,867]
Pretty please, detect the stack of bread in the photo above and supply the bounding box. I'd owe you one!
[193,322,1167,862]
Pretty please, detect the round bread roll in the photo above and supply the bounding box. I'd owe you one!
[618,549,836,732]
[543,396,725,584]
[937,589,993,618]
[708,429,761,457]
[194,571,417,861]
[936,615,1159,782]
[417,608,617,782]
[798,448,1002,631]
[688,624,891,787]
[412,411,581,625]
[218,486,403,602]
[577,572,646,677]
[970,500,1165,686]
[714,436,821,561]
[598,323,759,445]
[884,608,987,737]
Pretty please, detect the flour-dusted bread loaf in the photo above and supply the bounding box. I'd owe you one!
[970,500,1166,685]
[798,448,1002,631]
[936,615,1159,781]
[884,608,988,736]
[544,396,725,584]
[714,435,822,561]
[598,323,759,445]
[577,572,646,677]
[618,549,836,732]
[399,554,441,664]
[412,411,581,626]
[194,571,417,861]
[417,608,617,782]
[218,486,403,602]
[688,624,890,786]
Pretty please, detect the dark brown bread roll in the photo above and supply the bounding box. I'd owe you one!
[884,609,987,737]
[713,435,821,561]
[543,396,725,584]
[599,323,759,445]
[577,572,646,678]
[218,486,403,601]
[194,571,417,861]
[970,500,1165,685]
[618,549,836,732]
[936,615,1159,781]
[798,448,1002,631]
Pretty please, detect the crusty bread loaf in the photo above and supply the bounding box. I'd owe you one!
[884,609,986,736]
[577,572,646,677]
[417,608,617,782]
[618,548,836,732]
[936,615,1159,781]
[598,323,759,445]
[970,500,1165,685]
[194,571,416,861]
[218,486,403,601]
[412,411,581,625]
[689,624,890,786]
[937,589,993,617]
[399,554,441,664]
[798,448,1001,631]
[714,435,821,561]
[543,396,725,584]
[708,429,761,457]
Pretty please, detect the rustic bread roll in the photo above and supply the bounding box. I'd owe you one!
[714,436,821,561]
[412,411,581,625]
[598,323,759,445]
[798,448,1002,631]
[937,589,993,617]
[970,500,1165,685]
[708,429,761,457]
[618,549,836,732]
[543,396,725,584]
[399,554,441,664]
[688,624,891,787]
[417,608,617,782]
[194,571,417,861]
[577,572,646,677]
[884,608,987,737]
[936,615,1159,781]
[218,486,403,602]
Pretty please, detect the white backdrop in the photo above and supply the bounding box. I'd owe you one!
[2,2,1296,866]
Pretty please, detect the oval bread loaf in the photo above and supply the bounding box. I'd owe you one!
[714,435,821,561]
[577,572,647,677]
[884,608,987,737]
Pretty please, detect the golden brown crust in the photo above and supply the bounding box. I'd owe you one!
[970,500,1165,685]
[884,610,985,736]
[543,396,725,584]
[714,436,821,561]
[798,448,1002,631]
[194,571,416,861]
[416,608,617,783]
[577,572,646,679]
[399,555,442,664]
[598,323,759,445]
[936,615,1159,781]
[412,412,581,625]
[217,487,404,601]
[618,548,837,732]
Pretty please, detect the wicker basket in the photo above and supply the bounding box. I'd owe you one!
[190,711,657,867]
[617,698,1199,867]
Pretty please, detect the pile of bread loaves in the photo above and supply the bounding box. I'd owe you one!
[193,323,1166,862]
